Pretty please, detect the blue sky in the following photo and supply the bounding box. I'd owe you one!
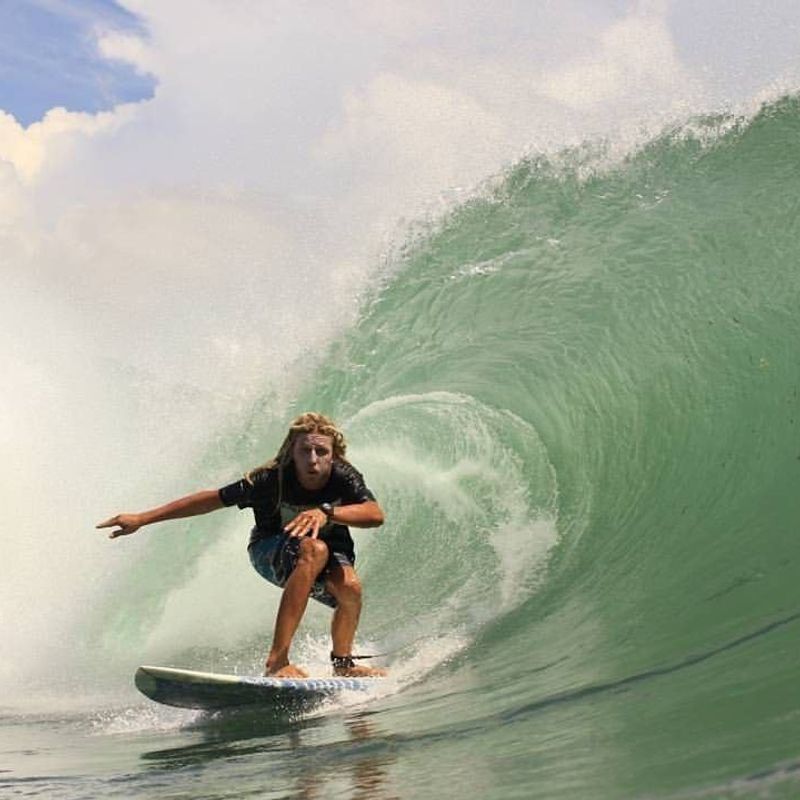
[0,0,155,125]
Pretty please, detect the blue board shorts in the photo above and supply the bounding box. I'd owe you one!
[248,531,353,609]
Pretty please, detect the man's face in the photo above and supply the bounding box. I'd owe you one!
[291,432,334,490]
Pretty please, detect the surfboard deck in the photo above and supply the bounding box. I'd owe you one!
[135,665,377,711]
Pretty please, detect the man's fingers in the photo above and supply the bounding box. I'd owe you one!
[285,510,326,538]
[286,517,307,537]
[96,516,118,529]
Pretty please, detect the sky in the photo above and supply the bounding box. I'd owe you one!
[2,1,798,194]
[2,1,798,128]
[0,0,155,125]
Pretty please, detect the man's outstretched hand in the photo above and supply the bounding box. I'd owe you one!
[97,514,143,538]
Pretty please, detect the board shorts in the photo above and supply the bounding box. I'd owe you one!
[248,530,353,609]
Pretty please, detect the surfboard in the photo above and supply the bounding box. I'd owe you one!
[135,665,377,712]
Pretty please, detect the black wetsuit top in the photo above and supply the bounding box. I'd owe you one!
[218,460,376,563]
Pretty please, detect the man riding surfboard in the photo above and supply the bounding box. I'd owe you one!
[98,412,387,678]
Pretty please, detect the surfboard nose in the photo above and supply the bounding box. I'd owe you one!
[134,666,158,698]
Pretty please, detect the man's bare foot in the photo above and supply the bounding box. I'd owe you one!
[265,663,309,678]
[333,663,388,678]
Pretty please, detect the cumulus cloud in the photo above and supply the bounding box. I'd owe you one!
[0,158,26,224]
[0,104,140,183]
[314,72,509,228]
[541,5,695,112]
[96,29,158,75]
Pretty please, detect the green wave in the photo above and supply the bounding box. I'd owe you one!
[296,94,800,792]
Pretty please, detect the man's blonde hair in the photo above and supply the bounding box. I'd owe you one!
[246,413,348,503]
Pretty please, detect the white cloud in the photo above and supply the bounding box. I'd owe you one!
[0,159,25,224]
[0,104,139,183]
[344,0,435,38]
[315,72,508,225]
[96,29,158,75]
[541,5,694,113]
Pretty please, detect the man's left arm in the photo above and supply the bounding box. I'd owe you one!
[283,501,384,538]
[329,501,384,528]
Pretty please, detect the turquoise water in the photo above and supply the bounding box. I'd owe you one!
[3,96,800,799]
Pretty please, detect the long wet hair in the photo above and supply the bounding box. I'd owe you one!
[245,412,348,509]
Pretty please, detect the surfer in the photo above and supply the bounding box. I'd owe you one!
[97,412,387,679]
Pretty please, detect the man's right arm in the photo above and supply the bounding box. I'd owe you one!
[97,489,225,539]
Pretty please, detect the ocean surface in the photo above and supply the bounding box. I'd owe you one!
[2,95,800,799]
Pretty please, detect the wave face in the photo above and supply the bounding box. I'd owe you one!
[298,95,800,796]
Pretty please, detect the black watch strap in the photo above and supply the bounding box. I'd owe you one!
[319,503,334,518]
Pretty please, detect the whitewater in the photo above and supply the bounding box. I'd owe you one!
[2,4,800,799]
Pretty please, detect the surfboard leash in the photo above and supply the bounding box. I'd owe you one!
[331,652,387,669]
[332,634,433,666]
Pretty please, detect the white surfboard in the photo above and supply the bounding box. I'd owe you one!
[135,665,377,712]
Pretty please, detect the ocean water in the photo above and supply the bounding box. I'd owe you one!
[2,94,800,799]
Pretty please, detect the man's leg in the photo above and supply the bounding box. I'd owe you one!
[327,563,362,656]
[265,537,329,677]
[325,564,387,677]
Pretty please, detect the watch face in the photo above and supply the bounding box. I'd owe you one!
[320,503,333,517]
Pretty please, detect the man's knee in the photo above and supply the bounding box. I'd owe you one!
[297,537,329,568]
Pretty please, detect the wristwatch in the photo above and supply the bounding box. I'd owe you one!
[319,503,334,519]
